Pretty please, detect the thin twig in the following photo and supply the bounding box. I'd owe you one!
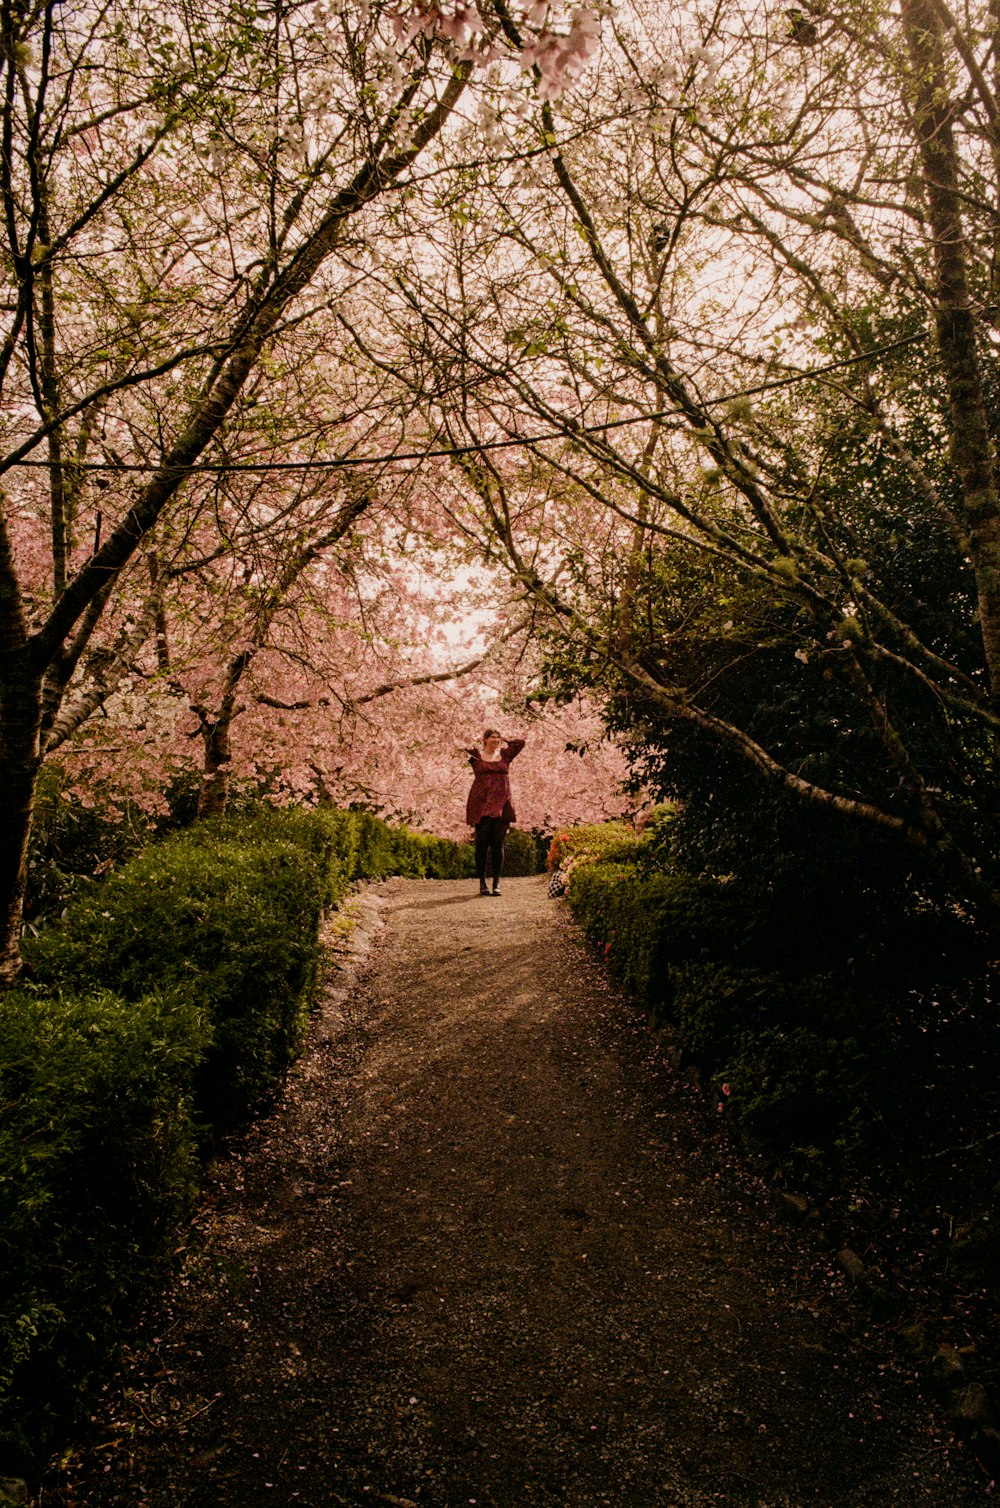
[930,1128,1000,1158]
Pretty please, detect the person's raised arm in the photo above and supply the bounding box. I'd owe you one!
[503,738,526,760]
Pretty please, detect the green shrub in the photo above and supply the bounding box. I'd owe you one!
[438,836,477,877]
[24,805,476,1132]
[352,810,395,877]
[393,829,456,878]
[25,831,325,1130]
[546,821,639,872]
[671,963,788,1065]
[188,806,358,909]
[502,827,544,876]
[333,809,474,880]
[222,805,476,884]
[407,830,476,878]
[721,1025,867,1154]
[7,801,476,1464]
[567,864,753,1019]
[24,764,154,928]
[0,985,206,1466]
[565,859,887,1166]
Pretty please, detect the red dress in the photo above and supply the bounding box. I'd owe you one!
[465,740,525,827]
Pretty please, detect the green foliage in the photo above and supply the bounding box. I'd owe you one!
[670,963,873,1155]
[616,712,924,971]
[212,806,475,887]
[25,831,324,1130]
[671,962,787,1063]
[554,312,998,928]
[565,860,891,1165]
[25,806,475,1129]
[24,764,154,928]
[24,777,477,941]
[721,1026,867,1154]
[326,809,477,881]
[502,827,545,876]
[547,820,646,872]
[381,817,475,880]
[0,986,206,1466]
[567,862,753,1020]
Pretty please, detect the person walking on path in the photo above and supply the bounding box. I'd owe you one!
[464,729,525,896]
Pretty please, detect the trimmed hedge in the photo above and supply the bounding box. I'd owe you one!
[566,863,754,1020]
[4,804,473,1468]
[25,771,479,928]
[26,833,325,1131]
[501,827,545,876]
[547,821,644,872]
[564,853,889,1165]
[183,806,476,891]
[25,808,475,1132]
[0,986,206,1466]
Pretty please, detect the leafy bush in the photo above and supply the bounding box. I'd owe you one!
[502,827,544,876]
[721,1025,868,1154]
[25,832,325,1130]
[567,863,754,1020]
[547,820,648,873]
[24,764,154,928]
[386,822,475,879]
[671,962,787,1064]
[212,806,476,885]
[0,986,207,1466]
[24,781,478,941]
[565,860,892,1164]
[24,805,476,1130]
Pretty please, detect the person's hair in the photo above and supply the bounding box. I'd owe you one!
[483,728,501,743]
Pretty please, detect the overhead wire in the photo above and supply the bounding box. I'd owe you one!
[8,329,928,474]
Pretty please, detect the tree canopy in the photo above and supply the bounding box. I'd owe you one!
[3,0,1000,972]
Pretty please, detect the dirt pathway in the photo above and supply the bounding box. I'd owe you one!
[47,876,979,1506]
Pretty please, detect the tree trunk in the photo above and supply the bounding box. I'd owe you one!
[903,0,1000,699]
[197,715,232,820]
[0,651,41,983]
[0,492,42,978]
[196,648,253,820]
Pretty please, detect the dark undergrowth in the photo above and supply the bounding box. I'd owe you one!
[559,831,1000,1470]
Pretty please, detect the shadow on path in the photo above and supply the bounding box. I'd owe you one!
[392,891,485,911]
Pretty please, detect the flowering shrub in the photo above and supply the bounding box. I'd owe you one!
[546,820,647,874]
[560,849,598,887]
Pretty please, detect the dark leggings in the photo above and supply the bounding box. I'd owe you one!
[475,817,509,885]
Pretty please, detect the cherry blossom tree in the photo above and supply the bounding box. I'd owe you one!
[55,491,628,836]
[0,0,612,978]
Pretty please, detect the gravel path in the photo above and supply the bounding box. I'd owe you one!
[45,875,980,1506]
